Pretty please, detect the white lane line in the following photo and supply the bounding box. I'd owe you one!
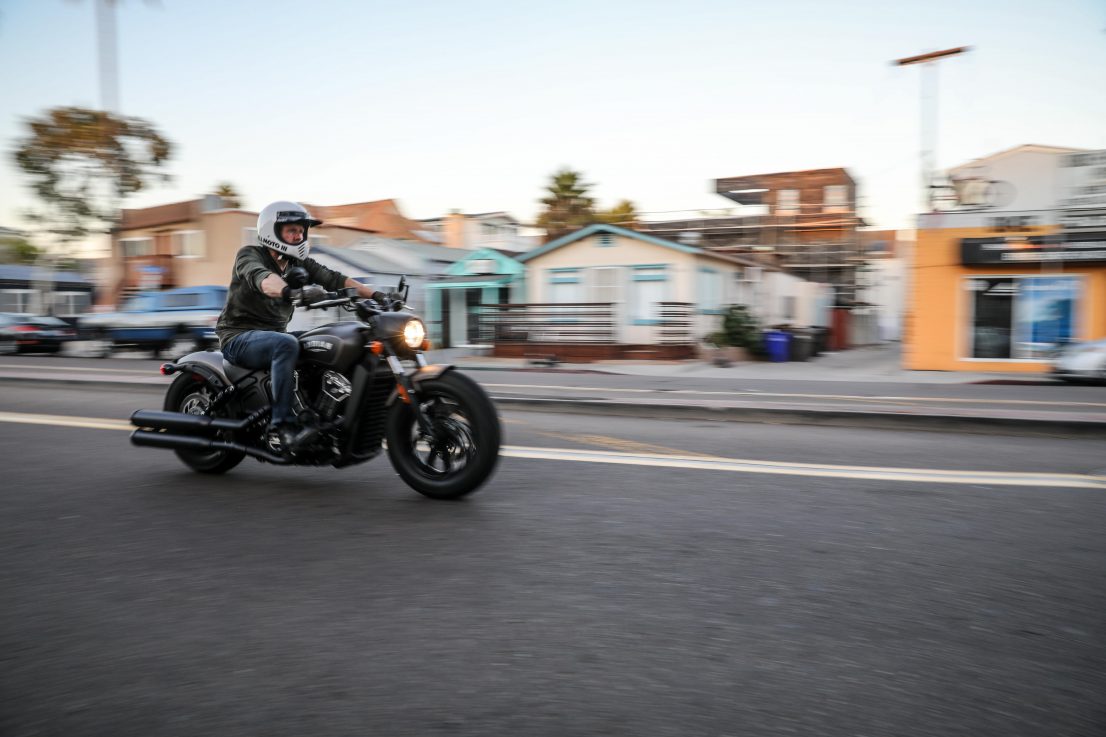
[2,410,1098,489]
[502,446,1106,489]
[483,383,1106,409]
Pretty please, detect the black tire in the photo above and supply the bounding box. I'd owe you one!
[164,373,246,474]
[385,371,501,499]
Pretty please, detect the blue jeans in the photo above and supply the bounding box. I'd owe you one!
[222,330,300,426]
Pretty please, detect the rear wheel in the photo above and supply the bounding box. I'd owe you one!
[385,371,500,499]
[164,374,245,474]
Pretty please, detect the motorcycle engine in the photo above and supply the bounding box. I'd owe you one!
[314,371,353,421]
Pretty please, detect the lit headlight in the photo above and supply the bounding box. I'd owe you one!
[402,319,427,349]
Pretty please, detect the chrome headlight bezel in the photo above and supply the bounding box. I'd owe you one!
[402,318,427,350]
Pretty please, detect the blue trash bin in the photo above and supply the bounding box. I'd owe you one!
[765,330,790,362]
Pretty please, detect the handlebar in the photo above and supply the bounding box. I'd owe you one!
[298,287,405,314]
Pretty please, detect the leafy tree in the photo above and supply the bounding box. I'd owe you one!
[212,181,242,208]
[596,199,639,229]
[536,168,596,242]
[12,106,172,244]
[0,235,42,265]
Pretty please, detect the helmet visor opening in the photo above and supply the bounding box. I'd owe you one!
[275,218,309,246]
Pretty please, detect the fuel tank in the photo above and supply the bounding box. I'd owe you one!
[298,321,368,372]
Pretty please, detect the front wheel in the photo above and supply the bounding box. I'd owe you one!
[385,371,501,499]
[164,373,245,474]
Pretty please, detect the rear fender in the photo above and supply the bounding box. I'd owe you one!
[173,351,231,389]
[385,363,456,406]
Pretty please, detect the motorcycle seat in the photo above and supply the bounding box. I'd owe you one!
[222,358,258,384]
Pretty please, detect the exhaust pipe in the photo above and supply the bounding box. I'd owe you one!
[130,429,288,464]
[131,409,251,434]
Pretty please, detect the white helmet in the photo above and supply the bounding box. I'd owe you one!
[256,201,322,261]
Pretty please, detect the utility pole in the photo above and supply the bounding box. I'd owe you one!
[893,47,970,212]
[95,0,120,112]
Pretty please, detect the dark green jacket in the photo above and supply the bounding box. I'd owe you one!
[215,246,348,347]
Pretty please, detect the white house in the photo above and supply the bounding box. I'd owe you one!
[516,224,818,358]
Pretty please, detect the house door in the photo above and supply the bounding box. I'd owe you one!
[589,267,624,343]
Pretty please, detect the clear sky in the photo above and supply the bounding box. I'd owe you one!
[1,0,1104,240]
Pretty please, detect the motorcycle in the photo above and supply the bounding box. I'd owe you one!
[129,276,501,499]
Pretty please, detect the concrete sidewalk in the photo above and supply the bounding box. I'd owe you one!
[439,343,1053,385]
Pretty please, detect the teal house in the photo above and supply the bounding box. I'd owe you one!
[424,248,525,348]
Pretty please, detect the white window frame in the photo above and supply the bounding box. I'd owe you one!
[172,229,206,259]
[51,291,91,316]
[962,274,1084,362]
[823,185,848,212]
[0,289,36,313]
[120,237,153,258]
[776,189,800,215]
[467,259,496,275]
[309,233,329,249]
[242,227,258,246]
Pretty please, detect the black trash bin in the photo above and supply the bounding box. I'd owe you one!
[789,329,813,362]
[809,326,828,356]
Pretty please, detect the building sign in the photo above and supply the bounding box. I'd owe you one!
[961,232,1106,265]
[1059,150,1106,211]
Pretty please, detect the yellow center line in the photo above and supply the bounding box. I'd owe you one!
[0,410,1101,489]
[0,363,160,375]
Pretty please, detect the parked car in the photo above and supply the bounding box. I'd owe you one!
[0,313,77,355]
[78,286,227,358]
[1051,338,1106,384]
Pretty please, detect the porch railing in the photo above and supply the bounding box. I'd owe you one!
[476,303,616,344]
[656,302,696,345]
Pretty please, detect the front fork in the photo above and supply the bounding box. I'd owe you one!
[386,350,435,437]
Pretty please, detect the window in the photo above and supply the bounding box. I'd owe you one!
[0,289,35,313]
[776,189,799,214]
[782,295,796,321]
[467,259,496,275]
[171,230,205,258]
[631,265,667,324]
[697,268,722,314]
[161,292,203,309]
[120,237,153,258]
[548,269,583,303]
[967,276,1080,360]
[597,234,614,247]
[824,185,848,212]
[309,234,329,249]
[589,267,623,304]
[51,291,91,316]
[242,227,258,246]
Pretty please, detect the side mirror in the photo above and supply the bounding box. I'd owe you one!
[397,275,410,302]
[285,266,309,288]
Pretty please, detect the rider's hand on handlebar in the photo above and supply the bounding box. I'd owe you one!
[282,284,328,304]
[371,290,403,304]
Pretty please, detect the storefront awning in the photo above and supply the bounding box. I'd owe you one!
[425,275,513,290]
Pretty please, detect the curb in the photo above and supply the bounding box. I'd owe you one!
[2,374,1102,438]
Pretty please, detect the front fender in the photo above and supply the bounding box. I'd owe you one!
[385,363,456,406]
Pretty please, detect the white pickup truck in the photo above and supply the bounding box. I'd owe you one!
[79,286,227,357]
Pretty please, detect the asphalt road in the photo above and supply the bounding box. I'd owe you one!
[2,383,1105,736]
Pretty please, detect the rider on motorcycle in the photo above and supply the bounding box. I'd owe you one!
[215,201,384,454]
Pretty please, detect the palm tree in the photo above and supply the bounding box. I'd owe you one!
[536,168,596,242]
[213,182,242,209]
